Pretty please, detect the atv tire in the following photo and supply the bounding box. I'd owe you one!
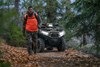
[37,38,45,52]
[57,38,66,51]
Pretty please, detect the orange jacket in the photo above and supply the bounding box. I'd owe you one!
[24,14,38,32]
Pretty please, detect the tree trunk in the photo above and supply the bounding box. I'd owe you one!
[15,0,20,12]
[83,33,87,46]
[94,24,100,55]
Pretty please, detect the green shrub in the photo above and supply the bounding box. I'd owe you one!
[0,51,11,67]
[0,61,11,67]
[7,23,26,47]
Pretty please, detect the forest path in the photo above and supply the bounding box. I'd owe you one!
[0,43,100,67]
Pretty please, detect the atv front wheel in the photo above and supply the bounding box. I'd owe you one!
[36,38,45,52]
[57,38,66,51]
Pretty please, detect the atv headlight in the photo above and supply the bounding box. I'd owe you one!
[59,31,65,37]
[41,30,49,36]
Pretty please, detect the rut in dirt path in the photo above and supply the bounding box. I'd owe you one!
[0,43,100,67]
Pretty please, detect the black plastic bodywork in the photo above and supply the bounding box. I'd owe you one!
[38,23,64,48]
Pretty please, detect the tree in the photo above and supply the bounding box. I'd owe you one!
[66,0,100,54]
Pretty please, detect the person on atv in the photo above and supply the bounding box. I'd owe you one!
[23,6,41,55]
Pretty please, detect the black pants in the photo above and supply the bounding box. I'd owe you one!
[26,31,38,55]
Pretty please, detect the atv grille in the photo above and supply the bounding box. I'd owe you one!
[50,32,59,38]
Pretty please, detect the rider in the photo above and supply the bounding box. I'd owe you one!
[23,6,41,55]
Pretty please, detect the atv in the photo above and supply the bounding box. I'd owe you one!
[37,23,66,52]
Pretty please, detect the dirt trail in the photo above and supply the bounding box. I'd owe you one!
[0,43,100,67]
